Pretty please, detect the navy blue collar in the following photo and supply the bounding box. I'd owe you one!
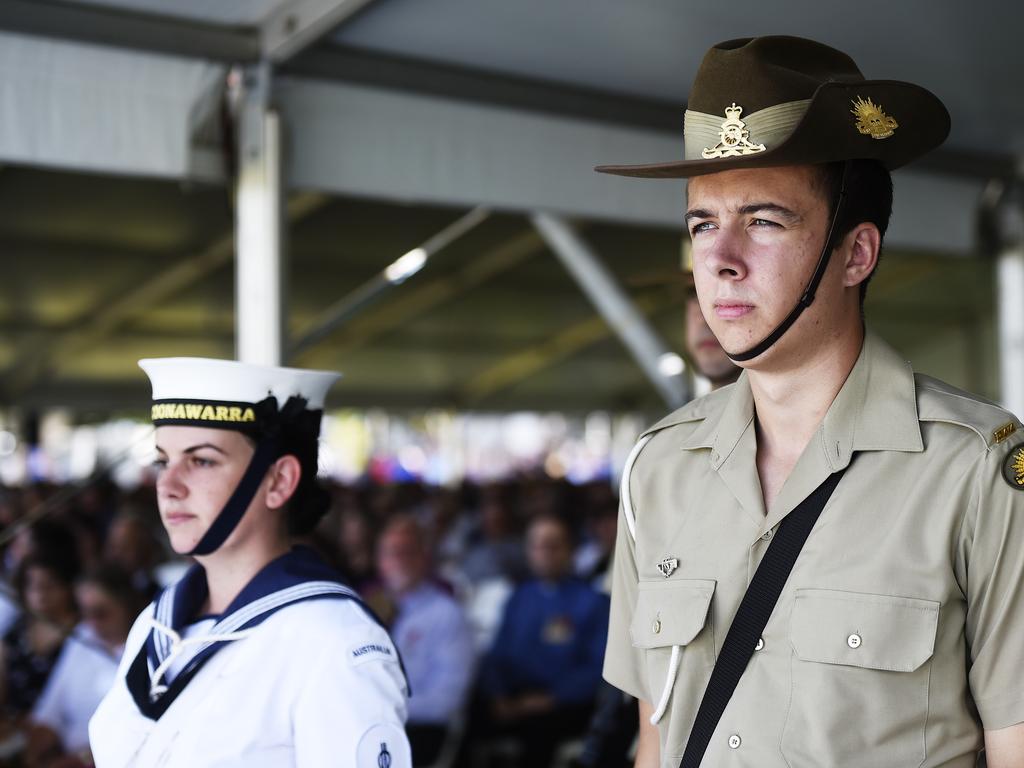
[129,546,394,721]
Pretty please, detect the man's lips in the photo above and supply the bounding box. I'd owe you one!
[713,301,755,319]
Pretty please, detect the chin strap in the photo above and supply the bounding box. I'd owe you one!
[187,396,310,557]
[726,160,852,363]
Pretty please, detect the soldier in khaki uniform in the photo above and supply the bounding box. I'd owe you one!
[597,36,1024,768]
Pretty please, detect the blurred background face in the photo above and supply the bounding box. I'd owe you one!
[24,565,74,620]
[526,518,573,582]
[104,515,158,573]
[685,294,740,385]
[76,582,132,648]
[377,521,429,594]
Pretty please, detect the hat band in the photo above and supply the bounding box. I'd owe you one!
[684,99,811,161]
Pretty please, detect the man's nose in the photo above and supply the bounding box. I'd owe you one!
[700,226,749,281]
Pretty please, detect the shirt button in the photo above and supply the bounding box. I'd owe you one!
[652,618,662,634]
[847,633,862,649]
[728,734,742,749]
[761,530,773,541]
[754,637,765,652]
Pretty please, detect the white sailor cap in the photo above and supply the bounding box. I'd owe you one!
[139,358,341,433]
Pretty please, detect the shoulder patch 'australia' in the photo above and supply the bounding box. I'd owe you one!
[349,641,396,667]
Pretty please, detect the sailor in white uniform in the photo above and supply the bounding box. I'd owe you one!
[89,358,411,768]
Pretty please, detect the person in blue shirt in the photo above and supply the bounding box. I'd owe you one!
[377,515,475,766]
[460,512,609,768]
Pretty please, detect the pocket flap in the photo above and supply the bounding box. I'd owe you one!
[791,589,939,672]
[630,578,715,649]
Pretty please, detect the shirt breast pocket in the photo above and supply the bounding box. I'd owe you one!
[630,578,715,735]
[781,588,939,768]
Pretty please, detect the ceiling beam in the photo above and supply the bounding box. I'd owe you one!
[294,228,545,367]
[459,291,678,404]
[261,0,379,63]
[0,0,258,62]
[1,192,329,397]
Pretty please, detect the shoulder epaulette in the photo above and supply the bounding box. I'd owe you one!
[916,374,1022,450]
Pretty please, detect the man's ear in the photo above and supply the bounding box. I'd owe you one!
[265,455,302,510]
[842,222,881,290]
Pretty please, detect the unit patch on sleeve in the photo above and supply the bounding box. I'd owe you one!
[1003,444,1024,491]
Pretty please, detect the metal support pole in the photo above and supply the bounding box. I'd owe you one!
[235,62,285,365]
[531,212,689,409]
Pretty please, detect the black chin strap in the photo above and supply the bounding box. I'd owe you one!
[726,160,852,363]
[187,436,281,556]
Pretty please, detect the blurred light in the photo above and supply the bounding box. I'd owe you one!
[0,431,16,457]
[397,444,427,476]
[384,248,427,284]
[658,352,686,377]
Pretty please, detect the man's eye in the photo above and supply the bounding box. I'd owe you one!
[751,218,780,228]
[690,221,714,235]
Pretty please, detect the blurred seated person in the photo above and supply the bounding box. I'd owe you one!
[25,565,144,766]
[460,486,526,584]
[103,512,162,601]
[378,516,474,767]
[461,514,609,768]
[0,555,78,725]
[337,508,378,595]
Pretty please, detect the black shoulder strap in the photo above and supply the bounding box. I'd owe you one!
[679,467,848,768]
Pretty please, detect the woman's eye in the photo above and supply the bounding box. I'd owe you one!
[191,456,217,468]
[152,459,167,471]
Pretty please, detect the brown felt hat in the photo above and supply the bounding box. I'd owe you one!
[596,36,950,178]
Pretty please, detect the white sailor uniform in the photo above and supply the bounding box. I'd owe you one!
[89,547,410,768]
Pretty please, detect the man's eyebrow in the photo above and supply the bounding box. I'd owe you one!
[684,208,714,223]
[737,203,802,223]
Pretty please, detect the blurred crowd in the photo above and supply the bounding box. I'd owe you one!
[0,474,624,768]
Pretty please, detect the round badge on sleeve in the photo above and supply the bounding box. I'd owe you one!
[357,724,410,768]
[1003,444,1024,491]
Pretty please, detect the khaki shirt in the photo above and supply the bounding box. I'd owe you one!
[605,332,1024,767]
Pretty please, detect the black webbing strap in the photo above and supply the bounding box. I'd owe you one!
[726,160,852,363]
[678,467,848,768]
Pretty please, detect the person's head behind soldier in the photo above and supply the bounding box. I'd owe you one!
[526,513,574,584]
[139,358,340,561]
[76,564,146,650]
[681,242,741,389]
[598,36,949,370]
[104,512,161,574]
[15,554,77,622]
[377,515,431,595]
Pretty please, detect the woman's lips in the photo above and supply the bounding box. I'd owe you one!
[164,512,197,525]
[714,302,755,319]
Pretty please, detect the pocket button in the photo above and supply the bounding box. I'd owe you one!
[847,633,862,649]
[728,734,742,749]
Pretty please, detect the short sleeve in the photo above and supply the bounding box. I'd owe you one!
[963,438,1024,729]
[603,496,649,703]
[293,615,411,768]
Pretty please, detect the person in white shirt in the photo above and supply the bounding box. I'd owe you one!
[88,358,410,768]
[27,565,142,763]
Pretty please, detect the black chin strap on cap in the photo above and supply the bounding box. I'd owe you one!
[187,396,309,557]
[726,160,852,363]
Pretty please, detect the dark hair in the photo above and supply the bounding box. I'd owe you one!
[815,159,893,304]
[14,553,77,606]
[77,564,147,619]
[278,410,329,537]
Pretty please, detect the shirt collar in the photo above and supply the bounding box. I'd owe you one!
[679,330,923,467]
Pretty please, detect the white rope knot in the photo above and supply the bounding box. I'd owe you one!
[146,617,256,700]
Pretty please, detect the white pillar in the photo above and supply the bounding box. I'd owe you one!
[235,63,285,366]
[997,245,1024,418]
